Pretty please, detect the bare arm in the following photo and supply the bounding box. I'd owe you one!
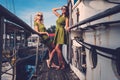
[65,17,69,31]
[52,7,61,17]
[34,25,49,36]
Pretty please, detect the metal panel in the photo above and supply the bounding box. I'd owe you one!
[68,0,73,63]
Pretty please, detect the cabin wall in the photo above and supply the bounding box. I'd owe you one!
[70,0,120,80]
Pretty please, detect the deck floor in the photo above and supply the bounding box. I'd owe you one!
[31,54,80,80]
[31,61,80,80]
[16,46,80,80]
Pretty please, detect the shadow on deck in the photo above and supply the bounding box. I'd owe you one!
[31,60,80,80]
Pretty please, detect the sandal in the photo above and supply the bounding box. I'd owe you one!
[51,63,60,70]
[46,60,52,68]
[55,63,64,70]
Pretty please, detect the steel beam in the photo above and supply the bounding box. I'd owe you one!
[0,16,4,80]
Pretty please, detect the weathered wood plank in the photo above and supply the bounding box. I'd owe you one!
[35,60,80,80]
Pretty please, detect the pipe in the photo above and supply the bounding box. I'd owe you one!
[84,20,120,30]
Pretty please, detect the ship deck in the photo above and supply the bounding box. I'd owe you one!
[31,54,80,80]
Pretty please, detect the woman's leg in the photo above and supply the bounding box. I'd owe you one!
[47,48,62,69]
[46,48,56,68]
[46,43,58,68]
[47,44,65,69]
[55,44,65,69]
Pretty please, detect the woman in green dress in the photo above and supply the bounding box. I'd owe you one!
[47,6,69,69]
[34,12,49,42]
[34,12,59,68]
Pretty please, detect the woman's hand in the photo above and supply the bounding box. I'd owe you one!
[52,7,61,17]
[65,27,70,32]
[46,32,49,37]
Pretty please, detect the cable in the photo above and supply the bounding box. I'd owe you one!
[75,38,116,60]
[106,0,120,4]
[5,0,8,9]
[12,0,15,14]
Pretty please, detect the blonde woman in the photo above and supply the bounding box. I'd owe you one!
[34,12,49,39]
[34,12,59,68]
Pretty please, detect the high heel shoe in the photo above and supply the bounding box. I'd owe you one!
[46,60,52,68]
[51,64,60,70]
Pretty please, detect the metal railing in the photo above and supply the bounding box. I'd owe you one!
[69,4,120,30]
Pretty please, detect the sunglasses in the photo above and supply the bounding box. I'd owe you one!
[61,7,66,10]
[37,14,42,16]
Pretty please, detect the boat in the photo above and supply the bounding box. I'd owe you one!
[66,0,120,80]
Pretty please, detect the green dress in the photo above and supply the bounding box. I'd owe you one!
[34,22,51,44]
[53,15,67,45]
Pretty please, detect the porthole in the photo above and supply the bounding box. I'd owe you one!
[89,48,98,69]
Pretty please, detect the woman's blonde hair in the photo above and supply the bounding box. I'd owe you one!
[34,12,43,23]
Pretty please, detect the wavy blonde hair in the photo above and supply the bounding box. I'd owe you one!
[34,12,43,23]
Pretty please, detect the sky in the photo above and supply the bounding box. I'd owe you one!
[0,0,68,29]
